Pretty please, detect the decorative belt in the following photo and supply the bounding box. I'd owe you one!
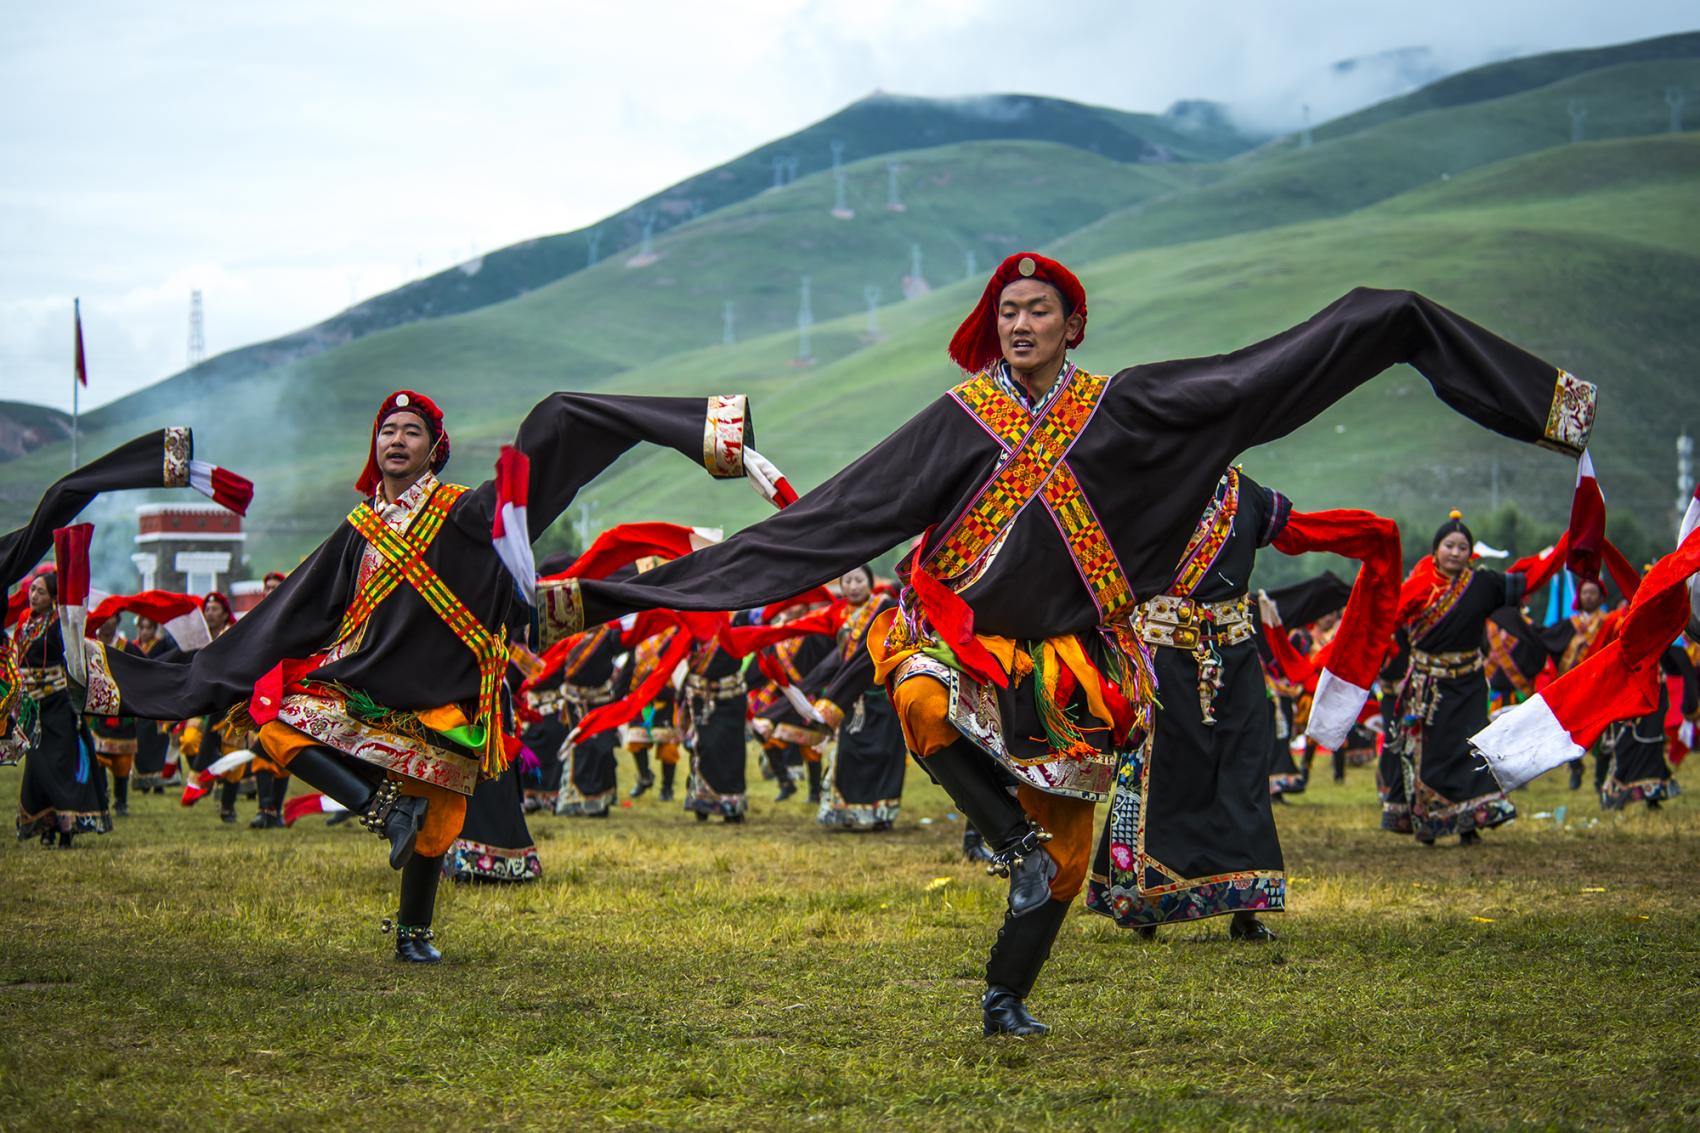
[20,666,68,698]
[1409,649,1484,680]
[1139,594,1254,650]
[563,681,614,709]
[527,689,564,714]
[1139,594,1253,726]
[685,673,745,704]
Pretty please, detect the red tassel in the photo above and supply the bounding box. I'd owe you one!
[909,529,1008,690]
[52,524,92,606]
[211,466,254,516]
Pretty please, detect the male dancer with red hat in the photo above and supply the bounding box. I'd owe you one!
[72,387,783,962]
[549,251,1597,1034]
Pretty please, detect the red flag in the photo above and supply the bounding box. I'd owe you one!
[73,299,88,388]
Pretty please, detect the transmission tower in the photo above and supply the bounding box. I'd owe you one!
[1669,87,1687,134]
[187,290,206,367]
[1299,104,1313,149]
[886,163,905,211]
[797,275,814,361]
[586,228,601,267]
[863,286,881,336]
[1568,99,1587,144]
[722,300,736,346]
[964,250,977,280]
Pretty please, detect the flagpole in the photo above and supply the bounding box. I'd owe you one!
[71,297,80,470]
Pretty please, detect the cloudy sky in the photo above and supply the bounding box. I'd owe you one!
[3,0,1693,411]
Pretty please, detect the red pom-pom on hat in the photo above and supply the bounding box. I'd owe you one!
[354,390,451,495]
[947,252,1087,374]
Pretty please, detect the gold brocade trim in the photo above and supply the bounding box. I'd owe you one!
[703,394,748,478]
[275,693,479,796]
[163,427,191,487]
[83,642,120,716]
[538,578,584,648]
[1540,369,1595,457]
[812,699,845,730]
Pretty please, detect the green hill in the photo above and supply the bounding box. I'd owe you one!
[65,92,1259,440]
[1309,30,1700,145]
[1050,54,1700,264]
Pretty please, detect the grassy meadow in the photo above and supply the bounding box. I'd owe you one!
[1,749,1696,1131]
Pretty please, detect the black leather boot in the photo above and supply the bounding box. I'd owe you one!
[922,740,1055,915]
[983,899,1070,1036]
[113,775,130,817]
[271,772,291,813]
[630,748,654,798]
[288,747,425,868]
[805,760,822,805]
[1229,910,1278,941]
[249,771,277,828]
[219,780,239,823]
[1568,759,1584,791]
[387,853,444,963]
[1332,749,1346,783]
[659,761,676,802]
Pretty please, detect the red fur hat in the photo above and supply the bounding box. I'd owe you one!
[354,390,450,496]
[947,252,1087,374]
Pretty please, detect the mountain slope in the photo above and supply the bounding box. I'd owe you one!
[1051,55,1700,264]
[71,93,1259,438]
[1309,30,1700,145]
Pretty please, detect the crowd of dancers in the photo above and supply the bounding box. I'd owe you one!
[6,251,1695,1036]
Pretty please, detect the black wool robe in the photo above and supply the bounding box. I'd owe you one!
[82,395,754,797]
[1600,644,1695,810]
[1387,568,1526,840]
[1088,471,1291,928]
[554,290,1595,798]
[682,641,748,819]
[556,626,623,815]
[813,595,906,831]
[15,616,109,838]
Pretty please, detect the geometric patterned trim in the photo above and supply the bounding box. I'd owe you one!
[1539,369,1595,457]
[163,427,192,488]
[931,366,1133,622]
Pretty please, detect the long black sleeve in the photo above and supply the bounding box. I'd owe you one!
[454,393,754,542]
[94,527,356,719]
[577,398,989,627]
[2,429,199,588]
[1126,288,1591,459]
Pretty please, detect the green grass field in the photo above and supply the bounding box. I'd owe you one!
[2,752,1695,1131]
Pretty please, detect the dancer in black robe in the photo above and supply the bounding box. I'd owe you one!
[14,573,109,844]
[1385,512,1566,844]
[540,256,1595,1033]
[1600,641,1694,810]
[683,635,749,822]
[67,388,773,961]
[811,568,905,831]
[123,618,181,794]
[555,625,623,817]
